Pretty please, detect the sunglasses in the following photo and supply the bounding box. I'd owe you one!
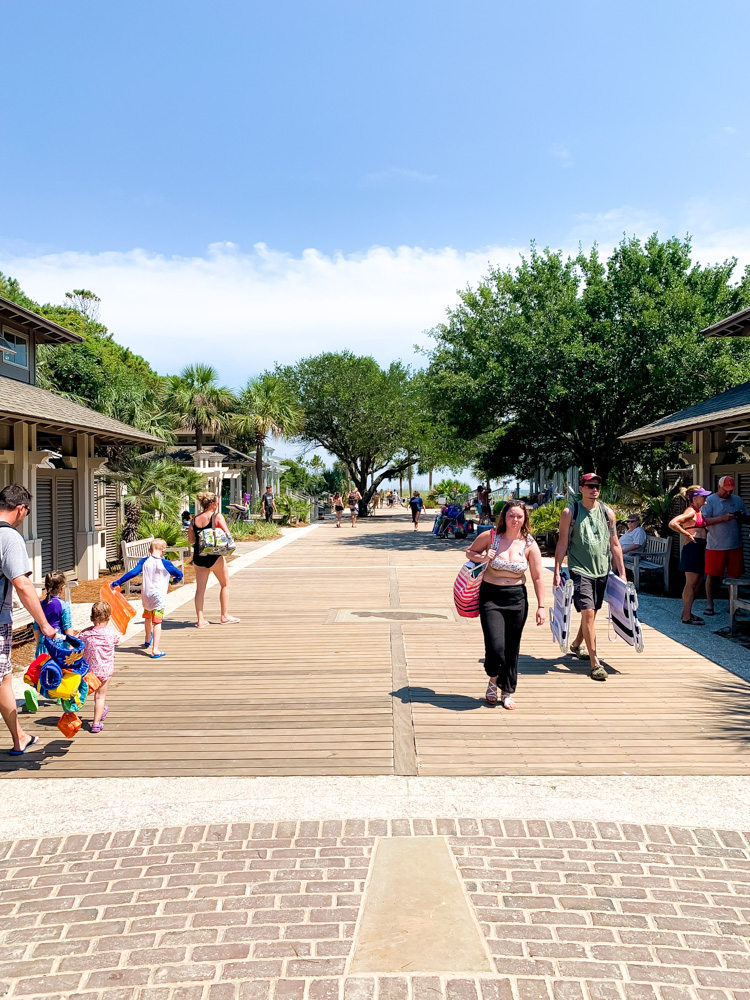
[582,483,601,489]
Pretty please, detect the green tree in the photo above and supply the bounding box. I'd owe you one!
[104,453,204,543]
[233,373,304,495]
[164,364,236,451]
[277,352,423,514]
[425,235,750,482]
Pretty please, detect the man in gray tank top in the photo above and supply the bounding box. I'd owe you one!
[553,472,626,681]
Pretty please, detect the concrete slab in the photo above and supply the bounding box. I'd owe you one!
[349,837,492,973]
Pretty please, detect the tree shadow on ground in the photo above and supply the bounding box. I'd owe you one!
[334,531,466,552]
[704,676,750,748]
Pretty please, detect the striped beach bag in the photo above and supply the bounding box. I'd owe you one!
[453,531,494,618]
[605,572,644,653]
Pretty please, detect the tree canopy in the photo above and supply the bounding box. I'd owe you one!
[425,235,750,481]
[0,272,170,438]
[277,352,424,511]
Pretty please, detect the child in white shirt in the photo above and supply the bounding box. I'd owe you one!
[113,538,183,658]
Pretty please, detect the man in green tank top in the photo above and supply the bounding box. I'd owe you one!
[554,472,626,681]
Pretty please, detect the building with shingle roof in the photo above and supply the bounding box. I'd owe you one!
[0,294,161,591]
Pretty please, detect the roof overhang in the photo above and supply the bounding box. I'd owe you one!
[0,296,83,346]
[0,378,161,446]
[621,410,750,443]
[701,306,750,339]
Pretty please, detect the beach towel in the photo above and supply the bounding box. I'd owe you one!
[550,577,574,652]
[605,572,644,653]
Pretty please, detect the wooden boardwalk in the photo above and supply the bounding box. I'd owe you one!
[5,510,750,777]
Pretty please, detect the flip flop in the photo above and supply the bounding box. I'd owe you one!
[8,734,40,755]
[196,622,210,629]
[220,617,240,625]
[152,651,166,659]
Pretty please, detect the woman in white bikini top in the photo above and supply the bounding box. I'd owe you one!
[464,501,547,712]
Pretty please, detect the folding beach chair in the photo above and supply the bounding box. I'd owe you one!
[604,572,644,653]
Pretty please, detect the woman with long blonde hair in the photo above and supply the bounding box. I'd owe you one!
[187,491,239,628]
[669,484,711,625]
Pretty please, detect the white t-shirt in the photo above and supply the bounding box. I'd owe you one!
[619,526,646,552]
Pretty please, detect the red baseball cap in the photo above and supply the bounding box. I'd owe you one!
[580,472,602,486]
[718,476,735,491]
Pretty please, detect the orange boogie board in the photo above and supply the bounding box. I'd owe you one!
[100,584,136,635]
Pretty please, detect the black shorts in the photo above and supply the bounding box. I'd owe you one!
[679,538,706,575]
[570,571,608,612]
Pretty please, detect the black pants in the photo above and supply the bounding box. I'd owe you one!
[479,582,528,695]
[264,506,273,522]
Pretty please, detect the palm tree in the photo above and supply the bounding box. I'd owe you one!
[234,374,304,495]
[105,453,204,543]
[164,364,236,451]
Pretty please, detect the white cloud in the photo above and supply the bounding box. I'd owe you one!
[361,167,437,185]
[4,208,750,393]
[549,143,573,168]
[0,241,522,387]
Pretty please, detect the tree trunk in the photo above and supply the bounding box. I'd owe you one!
[399,476,403,495]
[121,502,141,544]
[195,426,203,452]
[408,466,413,497]
[255,436,264,496]
[429,468,433,490]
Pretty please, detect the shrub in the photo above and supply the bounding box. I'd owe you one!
[230,519,282,541]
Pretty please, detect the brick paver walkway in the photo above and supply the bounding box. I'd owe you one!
[3,819,750,1000]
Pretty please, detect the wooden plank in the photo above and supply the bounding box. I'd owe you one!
[8,509,750,778]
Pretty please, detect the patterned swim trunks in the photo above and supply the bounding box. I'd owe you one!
[143,608,165,623]
[0,622,12,679]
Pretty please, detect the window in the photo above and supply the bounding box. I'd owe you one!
[1,329,29,368]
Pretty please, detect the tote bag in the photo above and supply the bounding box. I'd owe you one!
[453,530,495,618]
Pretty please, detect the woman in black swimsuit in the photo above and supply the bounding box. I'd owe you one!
[187,491,239,628]
[331,492,344,528]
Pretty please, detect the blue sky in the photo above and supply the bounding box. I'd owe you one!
[2,0,750,401]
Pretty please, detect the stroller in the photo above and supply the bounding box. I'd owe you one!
[435,503,466,539]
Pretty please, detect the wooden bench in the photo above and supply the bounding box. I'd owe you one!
[120,537,189,593]
[723,575,750,634]
[623,536,672,592]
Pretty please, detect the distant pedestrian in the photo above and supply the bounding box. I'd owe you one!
[188,491,240,628]
[262,486,277,523]
[331,491,345,528]
[554,472,626,681]
[703,476,748,615]
[80,601,120,733]
[113,538,183,657]
[0,485,56,755]
[669,486,710,625]
[387,490,393,507]
[409,491,424,530]
[465,501,546,710]
[477,483,491,523]
[348,487,362,527]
